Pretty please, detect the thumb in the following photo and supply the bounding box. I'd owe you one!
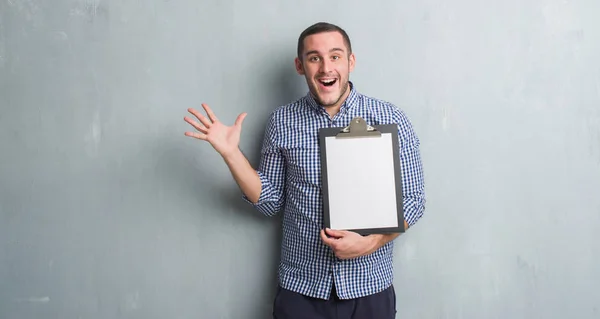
[235,112,247,128]
[325,228,346,238]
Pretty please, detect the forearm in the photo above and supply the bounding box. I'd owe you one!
[375,232,400,246]
[367,221,408,253]
[222,148,262,203]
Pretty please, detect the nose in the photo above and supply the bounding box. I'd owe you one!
[319,59,332,73]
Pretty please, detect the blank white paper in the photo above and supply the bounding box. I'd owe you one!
[324,133,399,230]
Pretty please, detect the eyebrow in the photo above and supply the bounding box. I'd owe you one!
[305,48,345,56]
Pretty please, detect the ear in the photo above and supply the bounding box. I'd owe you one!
[348,53,356,73]
[294,57,305,75]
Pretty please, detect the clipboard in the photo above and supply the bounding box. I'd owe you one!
[318,117,405,235]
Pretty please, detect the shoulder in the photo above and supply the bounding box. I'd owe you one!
[267,96,309,122]
[356,92,420,146]
[262,95,311,141]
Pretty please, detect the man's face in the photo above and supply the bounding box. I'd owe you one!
[295,31,355,109]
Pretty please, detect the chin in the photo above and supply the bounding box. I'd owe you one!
[309,82,344,106]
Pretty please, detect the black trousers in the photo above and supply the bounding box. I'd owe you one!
[272,283,396,319]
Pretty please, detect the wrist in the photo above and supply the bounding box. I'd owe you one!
[368,234,385,252]
[221,147,243,163]
[368,233,399,252]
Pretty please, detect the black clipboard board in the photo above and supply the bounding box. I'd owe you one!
[318,117,405,235]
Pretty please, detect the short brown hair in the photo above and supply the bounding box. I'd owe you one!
[297,22,352,60]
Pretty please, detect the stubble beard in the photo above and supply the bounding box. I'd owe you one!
[309,77,349,108]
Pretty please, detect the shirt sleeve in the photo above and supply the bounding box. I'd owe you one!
[394,108,426,228]
[242,111,286,217]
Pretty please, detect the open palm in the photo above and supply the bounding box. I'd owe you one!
[184,103,247,158]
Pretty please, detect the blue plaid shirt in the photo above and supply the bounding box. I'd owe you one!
[244,82,425,300]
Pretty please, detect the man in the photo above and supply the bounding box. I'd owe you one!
[184,22,425,319]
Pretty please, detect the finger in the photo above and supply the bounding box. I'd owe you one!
[184,131,207,140]
[234,112,247,127]
[183,116,208,134]
[325,228,346,239]
[320,229,336,247]
[320,229,329,243]
[202,103,219,123]
[188,107,212,128]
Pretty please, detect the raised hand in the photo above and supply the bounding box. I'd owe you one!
[184,103,247,158]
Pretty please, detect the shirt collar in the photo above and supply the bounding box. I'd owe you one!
[305,81,359,114]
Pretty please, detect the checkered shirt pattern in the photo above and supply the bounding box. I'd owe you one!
[244,82,426,300]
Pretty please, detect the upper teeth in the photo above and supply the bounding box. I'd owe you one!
[322,79,334,83]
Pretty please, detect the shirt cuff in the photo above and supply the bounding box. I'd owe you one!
[242,170,269,206]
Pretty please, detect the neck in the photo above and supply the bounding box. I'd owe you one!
[324,105,341,118]
[322,83,351,118]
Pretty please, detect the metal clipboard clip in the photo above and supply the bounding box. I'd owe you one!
[336,117,381,138]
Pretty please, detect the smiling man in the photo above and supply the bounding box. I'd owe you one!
[296,29,353,116]
[184,22,426,319]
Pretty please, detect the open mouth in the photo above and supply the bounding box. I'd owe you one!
[318,78,337,88]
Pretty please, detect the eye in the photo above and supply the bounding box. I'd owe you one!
[309,56,320,62]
